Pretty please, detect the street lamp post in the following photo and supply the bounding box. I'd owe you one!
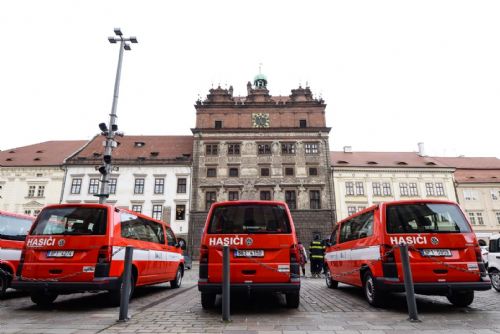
[96,28,138,204]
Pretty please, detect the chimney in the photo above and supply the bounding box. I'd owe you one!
[417,142,425,156]
[343,146,352,153]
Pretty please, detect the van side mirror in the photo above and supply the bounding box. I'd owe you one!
[177,238,186,250]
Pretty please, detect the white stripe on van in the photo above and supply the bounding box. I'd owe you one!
[0,248,21,261]
[111,247,182,262]
[325,246,380,262]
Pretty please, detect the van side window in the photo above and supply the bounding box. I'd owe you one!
[121,213,164,244]
[330,225,339,246]
[490,239,500,253]
[339,221,353,243]
[165,226,176,246]
[142,218,165,244]
[338,211,374,243]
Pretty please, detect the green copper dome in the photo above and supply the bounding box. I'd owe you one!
[253,73,268,88]
[254,73,267,82]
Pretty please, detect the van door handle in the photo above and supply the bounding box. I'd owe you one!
[496,256,500,259]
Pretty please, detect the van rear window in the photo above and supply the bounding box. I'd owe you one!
[386,203,471,234]
[0,215,33,241]
[208,204,291,234]
[31,207,107,235]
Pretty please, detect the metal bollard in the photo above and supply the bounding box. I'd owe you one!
[118,246,133,322]
[222,245,231,322]
[399,243,420,322]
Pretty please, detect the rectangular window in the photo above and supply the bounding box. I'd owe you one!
[496,212,500,225]
[177,178,187,193]
[347,206,357,216]
[134,178,145,194]
[176,205,186,220]
[284,167,294,176]
[308,167,318,176]
[285,190,296,210]
[310,190,321,209]
[37,185,45,198]
[491,191,499,201]
[425,183,435,196]
[304,143,319,154]
[28,185,36,197]
[229,167,239,177]
[260,167,270,177]
[109,178,117,194]
[355,182,364,196]
[70,178,82,194]
[131,205,142,213]
[435,183,445,196]
[382,183,392,196]
[152,205,163,220]
[227,144,240,155]
[88,179,99,194]
[257,143,272,155]
[260,191,271,200]
[24,209,31,215]
[468,212,476,225]
[477,212,484,225]
[228,191,239,201]
[299,119,307,128]
[463,190,478,201]
[345,182,354,196]
[372,182,381,196]
[399,183,409,196]
[205,191,216,210]
[214,120,222,129]
[409,183,418,196]
[281,143,296,155]
[206,144,218,155]
[154,178,165,194]
[207,168,217,177]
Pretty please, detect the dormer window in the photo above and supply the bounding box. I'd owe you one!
[6,158,12,161]
[396,161,408,166]
[8,150,15,153]
[93,152,101,158]
[137,156,146,161]
[215,120,222,129]
[299,119,307,128]
[34,158,41,161]
[150,152,159,157]
[425,162,437,166]
[134,142,145,148]
[367,161,378,165]
[36,150,44,153]
[337,160,349,164]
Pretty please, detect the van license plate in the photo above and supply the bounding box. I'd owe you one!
[421,249,451,257]
[47,250,74,258]
[234,250,264,257]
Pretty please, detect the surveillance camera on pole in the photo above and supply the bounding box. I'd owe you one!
[96,28,138,204]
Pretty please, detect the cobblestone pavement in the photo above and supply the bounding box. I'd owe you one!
[1,265,500,333]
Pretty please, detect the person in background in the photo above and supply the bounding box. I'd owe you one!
[297,240,308,277]
[309,235,325,278]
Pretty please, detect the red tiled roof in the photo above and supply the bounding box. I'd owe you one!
[330,151,448,168]
[67,135,193,164]
[454,169,500,183]
[0,141,87,167]
[433,157,500,169]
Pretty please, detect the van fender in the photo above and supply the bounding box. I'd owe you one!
[488,265,499,274]
[0,261,15,278]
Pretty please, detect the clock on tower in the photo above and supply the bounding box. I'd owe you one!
[252,113,270,128]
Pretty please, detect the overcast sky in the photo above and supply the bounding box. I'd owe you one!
[1,0,499,158]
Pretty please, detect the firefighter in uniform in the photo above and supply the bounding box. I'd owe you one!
[309,235,325,278]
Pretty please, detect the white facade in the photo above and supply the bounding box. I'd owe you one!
[0,166,65,216]
[61,164,192,237]
[333,167,457,220]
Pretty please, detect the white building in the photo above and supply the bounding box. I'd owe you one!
[331,148,457,221]
[61,135,193,239]
[0,141,87,215]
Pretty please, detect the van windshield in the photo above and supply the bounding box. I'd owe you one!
[386,203,471,234]
[208,204,291,234]
[31,207,107,236]
[0,215,33,241]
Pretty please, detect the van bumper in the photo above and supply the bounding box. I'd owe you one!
[198,282,300,294]
[374,277,491,294]
[11,277,121,292]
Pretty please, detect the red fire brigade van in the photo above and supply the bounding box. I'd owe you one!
[198,200,301,309]
[0,210,34,297]
[324,200,491,307]
[12,204,185,306]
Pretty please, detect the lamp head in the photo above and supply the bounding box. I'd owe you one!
[114,28,123,36]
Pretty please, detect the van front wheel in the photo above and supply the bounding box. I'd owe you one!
[201,292,216,309]
[490,269,500,292]
[325,270,338,289]
[363,271,385,307]
[447,290,474,307]
[0,271,9,298]
[31,291,58,307]
[170,266,183,289]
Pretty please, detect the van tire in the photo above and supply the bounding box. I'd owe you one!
[170,266,183,289]
[110,273,135,306]
[490,269,500,292]
[363,271,385,307]
[0,271,9,298]
[447,290,474,307]
[325,270,338,289]
[30,291,58,307]
[285,291,300,308]
[201,292,216,309]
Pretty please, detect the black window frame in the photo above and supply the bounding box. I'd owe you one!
[154,178,165,194]
[281,142,296,155]
[260,190,272,200]
[228,191,239,201]
[310,190,321,209]
[304,143,319,154]
[285,190,297,210]
[257,143,272,155]
[227,143,240,155]
[177,178,187,193]
[205,191,217,210]
[88,178,99,194]
[71,178,82,194]
[228,167,239,177]
[134,178,145,194]
[175,204,186,220]
[206,144,219,156]
[151,204,163,220]
[260,167,270,177]
[109,178,117,194]
[207,168,217,178]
